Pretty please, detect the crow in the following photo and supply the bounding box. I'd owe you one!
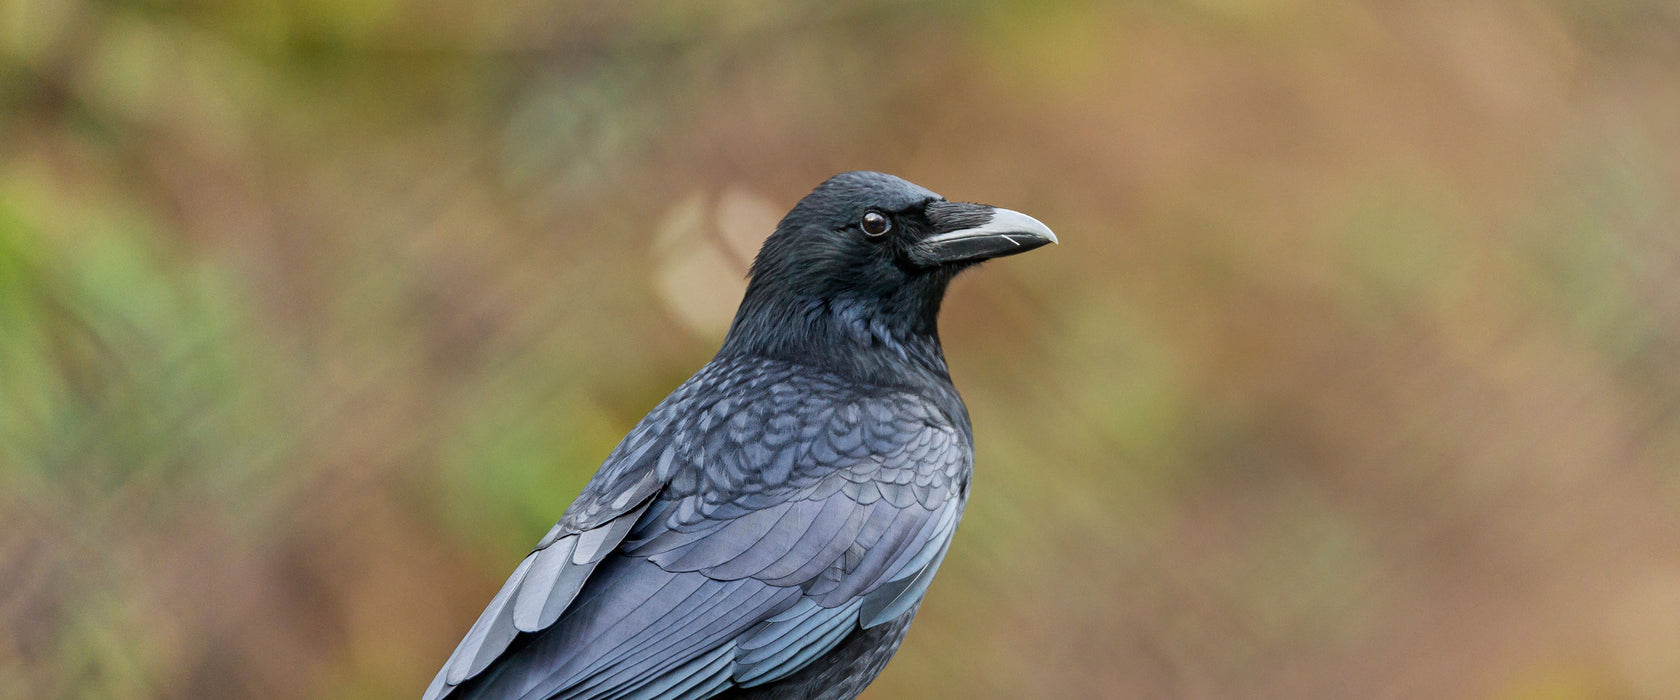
[426,171,1056,700]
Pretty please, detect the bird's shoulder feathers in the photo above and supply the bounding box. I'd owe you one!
[425,355,971,700]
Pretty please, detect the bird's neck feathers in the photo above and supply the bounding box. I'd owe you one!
[719,279,955,388]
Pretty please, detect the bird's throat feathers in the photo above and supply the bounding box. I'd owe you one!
[719,280,955,388]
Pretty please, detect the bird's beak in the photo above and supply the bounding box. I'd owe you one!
[912,201,1058,267]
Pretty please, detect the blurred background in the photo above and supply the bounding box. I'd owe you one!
[3,1,1679,698]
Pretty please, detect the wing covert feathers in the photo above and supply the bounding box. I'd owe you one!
[428,356,973,700]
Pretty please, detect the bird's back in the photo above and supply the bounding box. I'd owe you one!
[431,355,971,700]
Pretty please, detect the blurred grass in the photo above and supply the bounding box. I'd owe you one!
[3,0,1680,698]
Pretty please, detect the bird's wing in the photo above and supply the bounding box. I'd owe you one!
[423,376,702,700]
[443,373,970,700]
[629,481,964,693]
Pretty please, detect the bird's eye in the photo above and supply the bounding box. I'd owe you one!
[861,210,891,237]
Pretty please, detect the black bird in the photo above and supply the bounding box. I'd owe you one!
[426,171,1056,700]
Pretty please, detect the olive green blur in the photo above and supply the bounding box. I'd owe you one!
[2,1,1678,698]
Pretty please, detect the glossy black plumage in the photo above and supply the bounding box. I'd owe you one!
[426,172,1054,700]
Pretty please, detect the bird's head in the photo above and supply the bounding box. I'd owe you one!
[721,171,1056,376]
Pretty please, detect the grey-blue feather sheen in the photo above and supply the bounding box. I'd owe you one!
[425,354,972,700]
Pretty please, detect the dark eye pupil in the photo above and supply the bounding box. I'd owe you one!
[862,212,889,236]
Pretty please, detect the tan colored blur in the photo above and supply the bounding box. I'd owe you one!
[3,1,1678,698]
